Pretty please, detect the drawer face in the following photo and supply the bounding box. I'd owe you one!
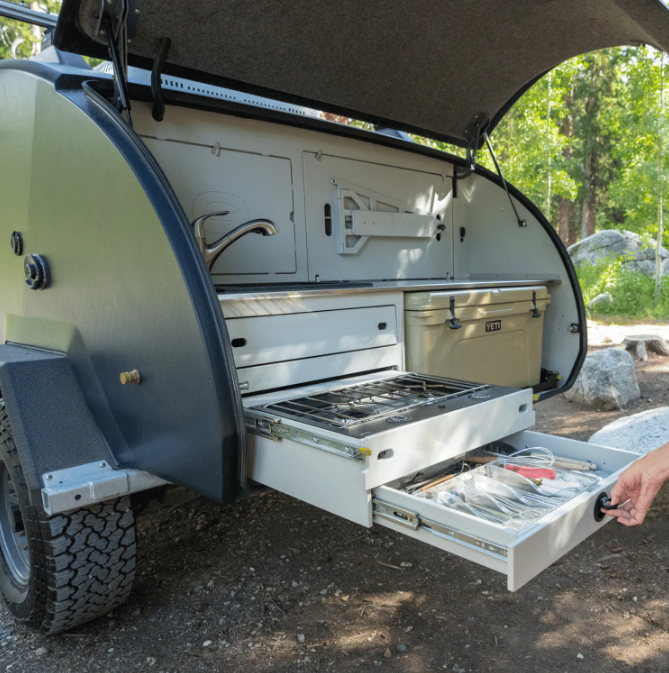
[227,305,398,368]
[372,430,639,590]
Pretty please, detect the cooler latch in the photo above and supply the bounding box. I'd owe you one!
[448,296,462,330]
[531,291,541,318]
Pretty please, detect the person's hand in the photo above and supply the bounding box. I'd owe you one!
[604,443,669,526]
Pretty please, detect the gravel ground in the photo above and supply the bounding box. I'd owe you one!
[3,323,669,673]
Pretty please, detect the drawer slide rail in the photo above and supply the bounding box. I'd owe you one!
[372,497,508,561]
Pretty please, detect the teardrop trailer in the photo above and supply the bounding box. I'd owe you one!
[0,0,667,635]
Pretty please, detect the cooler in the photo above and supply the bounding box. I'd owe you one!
[404,286,550,387]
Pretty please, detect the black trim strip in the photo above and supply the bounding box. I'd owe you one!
[78,81,249,498]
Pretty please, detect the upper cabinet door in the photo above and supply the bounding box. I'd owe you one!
[143,138,297,280]
[303,152,453,282]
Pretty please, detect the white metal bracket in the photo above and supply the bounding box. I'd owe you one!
[331,178,440,255]
[41,461,169,516]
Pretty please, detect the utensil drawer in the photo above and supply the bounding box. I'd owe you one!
[372,430,639,590]
[227,304,399,368]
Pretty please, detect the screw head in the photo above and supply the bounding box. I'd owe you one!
[99,462,107,468]
[45,474,52,480]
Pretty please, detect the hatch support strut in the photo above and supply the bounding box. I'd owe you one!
[483,132,527,228]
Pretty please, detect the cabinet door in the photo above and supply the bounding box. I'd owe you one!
[143,138,296,279]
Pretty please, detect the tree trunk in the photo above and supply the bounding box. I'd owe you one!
[581,153,594,239]
[557,198,572,245]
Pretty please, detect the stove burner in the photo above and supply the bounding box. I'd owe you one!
[257,374,491,430]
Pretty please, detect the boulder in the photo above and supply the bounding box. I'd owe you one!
[589,407,669,454]
[587,292,613,311]
[622,334,669,361]
[567,229,669,278]
[563,348,640,410]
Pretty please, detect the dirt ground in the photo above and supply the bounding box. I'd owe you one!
[3,322,669,673]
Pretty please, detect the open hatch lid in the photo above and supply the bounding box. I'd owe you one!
[54,0,669,146]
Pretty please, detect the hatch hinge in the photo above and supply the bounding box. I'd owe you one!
[484,132,527,228]
[455,112,489,178]
[372,498,508,560]
[244,410,366,462]
[96,0,142,127]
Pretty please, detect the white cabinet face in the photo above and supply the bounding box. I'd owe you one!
[303,153,454,281]
[143,138,296,278]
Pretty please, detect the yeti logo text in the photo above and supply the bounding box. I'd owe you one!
[485,320,502,332]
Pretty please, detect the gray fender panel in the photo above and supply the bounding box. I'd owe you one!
[0,344,113,505]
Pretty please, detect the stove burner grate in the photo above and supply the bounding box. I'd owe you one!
[259,374,491,429]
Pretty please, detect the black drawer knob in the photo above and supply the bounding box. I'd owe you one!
[24,254,49,290]
[594,492,617,522]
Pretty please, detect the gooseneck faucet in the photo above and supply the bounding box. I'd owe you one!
[191,211,278,270]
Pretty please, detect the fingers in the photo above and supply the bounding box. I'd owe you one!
[604,502,646,526]
[610,479,631,505]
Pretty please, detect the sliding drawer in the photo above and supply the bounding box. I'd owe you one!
[227,305,398,368]
[372,430,639,590]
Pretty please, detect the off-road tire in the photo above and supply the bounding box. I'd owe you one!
[0,400,136,634]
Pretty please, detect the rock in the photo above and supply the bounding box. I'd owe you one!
[383,647,392,659]
[590,407,669,454]
[587,292,613,311]
[396,643,407,653]
[202,640,212,647]
[453,665,466,673]
[563,348,640,410]
[577,653,585,660]
[568,229,669,278]
[623,334,669,361]
[146,657,157,667]
[34,647,48,657]
[296,633,305,644]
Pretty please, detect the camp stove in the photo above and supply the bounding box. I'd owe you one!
[251,373,509,439]
[245,372,534,482]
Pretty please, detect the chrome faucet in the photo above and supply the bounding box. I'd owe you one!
[191,211,278,270]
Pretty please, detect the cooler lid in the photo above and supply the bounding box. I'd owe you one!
[405,286,549,311]
[53,0,669,146]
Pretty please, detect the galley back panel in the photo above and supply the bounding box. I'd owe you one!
[133,103,455,285]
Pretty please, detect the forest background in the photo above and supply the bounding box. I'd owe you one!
[3,2,669,317]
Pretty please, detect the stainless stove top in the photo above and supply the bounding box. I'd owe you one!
[252,373,516,438]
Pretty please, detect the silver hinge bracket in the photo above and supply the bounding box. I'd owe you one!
[372,498,508,560]
[41,461,169,516]
[245,410,364,461]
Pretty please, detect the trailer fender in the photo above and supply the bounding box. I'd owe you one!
[0,344,113,506]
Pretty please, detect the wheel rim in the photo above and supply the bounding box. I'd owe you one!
[0,461,29,586]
